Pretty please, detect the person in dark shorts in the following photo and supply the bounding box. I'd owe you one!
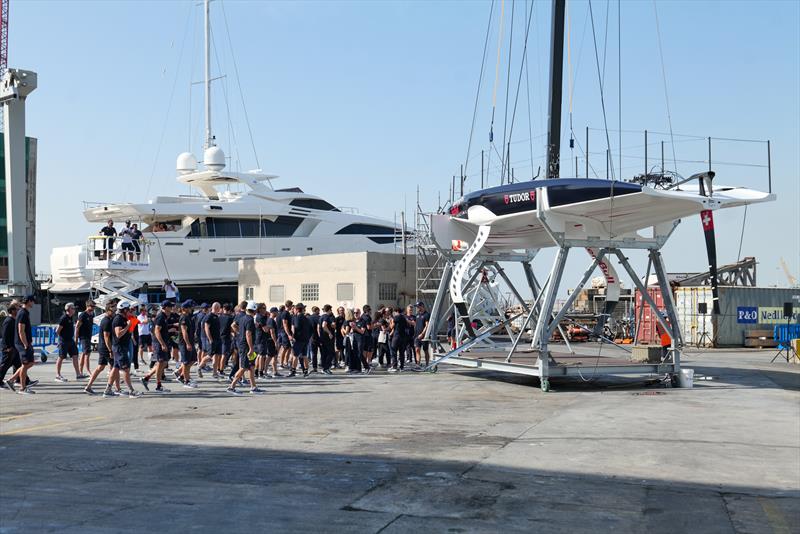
[227,301,262,395]
[254,303,269,378]
[103,301,141,398]
[218,302,234,375]
[99,219,116,260]
[177,300,198,388]
[414,301,431,367]
[277,300,293,369]
[203,302,222,379]
[140,300,174,394]
[75,299,96,377]
[7,295,36,394]
[358,305,374,372]
[265,307,280,377]
[85,302,119,395]
[54,302,82,382]
[0,303,26,389]
[194,302,209,377]
[289,303,312,377]
[130,223,143,261]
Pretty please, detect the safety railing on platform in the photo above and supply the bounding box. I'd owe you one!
[85,235,151,271]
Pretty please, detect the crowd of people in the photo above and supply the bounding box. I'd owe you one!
[0,295,435,397]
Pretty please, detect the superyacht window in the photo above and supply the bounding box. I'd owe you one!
[335,224,395,235]
[378,283,397,301]
[262,216,303,237]
[289,198,340,211]
[301,283,320,302]
[336,283,354,301]
[269,285,285,302]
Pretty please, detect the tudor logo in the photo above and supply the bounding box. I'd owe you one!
[503,191,536,204]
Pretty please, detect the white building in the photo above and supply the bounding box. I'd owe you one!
[238,252,416,310]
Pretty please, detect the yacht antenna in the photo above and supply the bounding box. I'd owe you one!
[204,0,214,149]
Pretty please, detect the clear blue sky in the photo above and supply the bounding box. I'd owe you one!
[11,0,800,293]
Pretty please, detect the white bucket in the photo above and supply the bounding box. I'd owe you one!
[678,368,694,388]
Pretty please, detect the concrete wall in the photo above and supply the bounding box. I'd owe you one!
[239,252,415,310]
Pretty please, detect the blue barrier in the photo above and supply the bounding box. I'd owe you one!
[32,325,57,357]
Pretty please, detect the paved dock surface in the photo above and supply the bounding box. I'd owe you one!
[1,346,798,533]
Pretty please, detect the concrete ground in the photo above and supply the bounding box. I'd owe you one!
[1,345,798,533]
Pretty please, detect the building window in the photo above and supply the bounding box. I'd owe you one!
[337,283,354,301]
[301,283,319,302]
[269,285,285,302]
[379,282,397,301]
[244,287,254,300]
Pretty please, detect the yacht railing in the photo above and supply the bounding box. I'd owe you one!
[85,235,150,271]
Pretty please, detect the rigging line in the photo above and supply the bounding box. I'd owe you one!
[463,0,495,178]
[490,0,506,147]
[524,0,534,180]
[144,2,194,201]
[652,0,678,173]
[618,0,621,178]
[737,204,748,262]
[504,0,535,174]
[212,23,242,172]
[189,2,199,152]
[588,0,615,181]
[500,0,516,184]
[601,0,610,85]
[220,0,260,170]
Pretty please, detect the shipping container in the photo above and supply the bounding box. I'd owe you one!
[634,287,665,345]
[675,287,714,347]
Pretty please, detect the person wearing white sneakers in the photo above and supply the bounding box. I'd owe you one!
[102,302,141,398]
[54,303,83,382]
[227,301,263,395]
[7,296,37,394]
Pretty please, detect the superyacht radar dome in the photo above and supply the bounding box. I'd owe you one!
[204,146,226,171]
[176,152,198,175]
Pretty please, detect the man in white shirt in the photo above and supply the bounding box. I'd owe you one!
[137,307,152,366]
[163,279,178,301]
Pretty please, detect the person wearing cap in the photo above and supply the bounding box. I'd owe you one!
[120,220,135,262]
[318,304,336,375]
[176,300,198,388]
[85,301,121,395]
[414,302,431,368]
[265,306,281,378]
[102,301,142,398]
[75,299,96,377]
[388,307,408,373]
[253,303,269,378]
[54,302,82,382]
[127,304,141,375]
[227,300,263,394]
[200,302,222,379]
[140,300,174,393]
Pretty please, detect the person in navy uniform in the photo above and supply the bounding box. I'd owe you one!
[6,295,37,394]
[318,304,336,375]
[227,300,262,395]
[194,302,209,378]
[177,300,198,388]
[75,299,96,378]
[218,303,234,375]
[103,301,141,398]
[202,302,222,379]
[140,300,174,394]
[0,302,27,390]
[414,301,432,368]
[264,307,280,378]
[308,306,321,373]
[84,301,119,395]
[99,219,116,260]
[389,307,408,373]
[54,302,82,382]
[289,303,312,377]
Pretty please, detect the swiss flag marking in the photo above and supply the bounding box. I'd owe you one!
[701,210,714,231]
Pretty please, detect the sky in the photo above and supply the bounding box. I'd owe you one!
[10,0,800,296]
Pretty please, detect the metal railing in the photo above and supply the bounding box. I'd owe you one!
[85,235,150,268]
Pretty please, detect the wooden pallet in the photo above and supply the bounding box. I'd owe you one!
[743,329,778,349]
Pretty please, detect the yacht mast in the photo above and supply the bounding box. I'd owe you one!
[545,0,566,178]
[204,0,214,149]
